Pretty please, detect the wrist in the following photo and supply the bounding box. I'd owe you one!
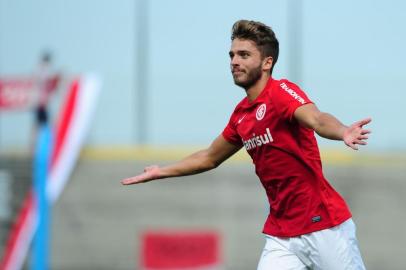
[341,126,348,140]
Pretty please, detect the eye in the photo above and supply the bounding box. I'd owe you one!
[229,52,234,59]
[240,52,250,59]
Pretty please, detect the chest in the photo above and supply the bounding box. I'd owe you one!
[236,102,281,150]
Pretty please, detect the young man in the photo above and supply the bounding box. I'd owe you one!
[122,20,370,270]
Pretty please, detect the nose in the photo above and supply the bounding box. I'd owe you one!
[230,55,239,67]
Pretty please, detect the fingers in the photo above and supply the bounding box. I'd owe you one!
[121,165,160,185]
[354,140,367,145]
[355,117,372,128]
[358,135,369,140]
[121,175,147,185]
[345,138,368,151]
[347,143,359,151]
[121,178,135,185]
[345,142,357,150]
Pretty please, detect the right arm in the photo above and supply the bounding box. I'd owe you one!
[121,135,241,185]
[294,103,371,150]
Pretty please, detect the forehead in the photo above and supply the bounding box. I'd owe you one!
[230,38,260,53]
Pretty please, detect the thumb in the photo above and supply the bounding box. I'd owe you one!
[354,117,372,128]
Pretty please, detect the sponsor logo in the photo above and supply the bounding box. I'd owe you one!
[242,128,273,151]
[237,114,246,125]
[256,104,266,120]
[280,82,305,104]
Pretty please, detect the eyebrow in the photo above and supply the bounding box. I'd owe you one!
[229,50,250,56]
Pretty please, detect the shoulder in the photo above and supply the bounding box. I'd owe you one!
[272,78,304,92]
[232,97,248,114]
[271,78,308,104]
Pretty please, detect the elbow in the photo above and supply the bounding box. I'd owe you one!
[309,112,324,132]
[297,112,322,131]
[206,159,220,170]
[204,153,222,171]
[212,160,222,169]
[195,151,220,172]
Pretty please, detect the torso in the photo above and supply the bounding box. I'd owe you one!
[222,78,351,237]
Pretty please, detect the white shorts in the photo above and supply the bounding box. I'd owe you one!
[257,219,366,270]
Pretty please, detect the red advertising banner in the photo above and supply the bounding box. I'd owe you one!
[0,78,35,110]
[141,231,221,269]
[0,75,59,110]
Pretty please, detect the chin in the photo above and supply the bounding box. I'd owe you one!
[234,80,249,89]
[233,78,243,85]
[233,76,246,86]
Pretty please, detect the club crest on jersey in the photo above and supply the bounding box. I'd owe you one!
[256,104,266,120]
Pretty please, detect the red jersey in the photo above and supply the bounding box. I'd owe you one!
[222,78,351,237]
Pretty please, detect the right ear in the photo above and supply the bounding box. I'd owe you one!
[262,56,273,72]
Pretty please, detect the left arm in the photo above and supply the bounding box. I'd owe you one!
[294,104,371,150]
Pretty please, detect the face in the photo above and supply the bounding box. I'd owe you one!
[229,38,270,89]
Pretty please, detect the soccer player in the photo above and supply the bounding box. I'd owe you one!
[122,20,370,270]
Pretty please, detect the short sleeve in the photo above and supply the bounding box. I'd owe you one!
[222,112,243,147]
[272,80,313,121]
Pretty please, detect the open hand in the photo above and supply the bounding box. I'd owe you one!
[121,165,161,185]
[343,118,372,150]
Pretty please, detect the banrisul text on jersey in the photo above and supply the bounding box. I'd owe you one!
[242,128,273,151]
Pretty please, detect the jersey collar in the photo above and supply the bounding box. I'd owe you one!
[241,77,274,109]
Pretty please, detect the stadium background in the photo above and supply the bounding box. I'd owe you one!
[0,0,405,269]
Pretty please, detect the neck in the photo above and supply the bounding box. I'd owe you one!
[245,73,271,102]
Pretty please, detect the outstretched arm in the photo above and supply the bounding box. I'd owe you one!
[121,135,242,185]
[294,104,371,150]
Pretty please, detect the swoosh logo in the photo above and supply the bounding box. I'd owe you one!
[237,114,246,124]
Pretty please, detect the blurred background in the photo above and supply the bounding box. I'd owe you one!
[0,0,405,269]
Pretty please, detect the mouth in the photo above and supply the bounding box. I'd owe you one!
[232,69,245,76]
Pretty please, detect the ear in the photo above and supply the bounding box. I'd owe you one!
[262,56,273,72]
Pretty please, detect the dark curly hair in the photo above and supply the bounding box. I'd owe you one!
[231,20,279,74]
